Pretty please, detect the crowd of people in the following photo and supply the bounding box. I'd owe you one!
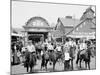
[11,37,96,70]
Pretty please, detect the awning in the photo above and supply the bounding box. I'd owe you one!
[11,33,23,37]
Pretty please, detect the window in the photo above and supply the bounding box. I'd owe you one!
[32,22,36,26]
[32,20,44,26]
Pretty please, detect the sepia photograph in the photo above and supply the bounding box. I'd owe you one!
[11,0,96,74]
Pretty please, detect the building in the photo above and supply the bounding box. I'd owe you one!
[67,7,96,40]
[11,28,24,42]
[21,7,95,45]
[23,16,53,45]
[54,7,96,41]
[52,16,80,43]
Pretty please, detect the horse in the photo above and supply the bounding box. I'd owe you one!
[24,51,37,73]
[41,51,64,71]
[76,46,94,70]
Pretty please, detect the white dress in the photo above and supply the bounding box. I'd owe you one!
[79,43,87,51]
[56,46,61,51]
[65,52,71,60]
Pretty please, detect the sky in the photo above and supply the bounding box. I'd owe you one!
[12,1,95,28]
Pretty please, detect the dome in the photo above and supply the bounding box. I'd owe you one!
[26,16,49,27]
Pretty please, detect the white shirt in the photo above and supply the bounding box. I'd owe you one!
[65,52,71,60]
[68,41,73,46]
[27,45,35,52]
[17,51,21,57]
[47,44,54,50]
[22,47,26,52]
[68,41,76,47]
[79,43,87,50]
[56,46,61,51]
[64,42,70,52]
[41,51,43,55]
[14,45,17,50]
[64,42,69,47]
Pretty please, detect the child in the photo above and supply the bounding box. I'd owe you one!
[64,50,71,70]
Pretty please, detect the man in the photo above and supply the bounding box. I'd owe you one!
[76,38,87,64]
[24,40,36,67]
[56,44,62,52]
[68,38,73,46]
[64,38,75,53]
[47,42,54,53]
[26,40,36,53]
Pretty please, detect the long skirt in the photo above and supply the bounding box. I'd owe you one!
[64,60,70,70]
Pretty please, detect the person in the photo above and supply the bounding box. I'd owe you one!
[68,38,73,46]
[64,38,75,53]
[22,47,26,54]
[17,50,21,63]
[24,41,36,67]
[68,38,76,48]
[76,38,87,64]
[64,50,71,70]
[47,42,54,53]
[26,40,36,53]
[13,43,20,64]
[79,39,87,51]
[56,44,62,53]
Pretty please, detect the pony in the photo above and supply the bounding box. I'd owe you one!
[24,51,37,73]
[41,51,64,71]
[76,46,94,70]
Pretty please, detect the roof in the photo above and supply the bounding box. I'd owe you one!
[67,18,96,36]
[25,16,49,27]
[83,7,95,14]
[55,17,80,35]
[12,28,24,33]
[51,30,64,38]
[65,27,73,35]
[80,7,95,20]
[59,17,80,27]
[11,33,23,37]
[55,21,65,34]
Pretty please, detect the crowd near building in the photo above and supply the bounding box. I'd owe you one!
[11,7,96,48]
